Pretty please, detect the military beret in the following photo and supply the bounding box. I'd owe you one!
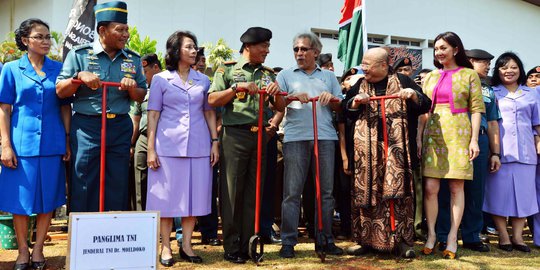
[341,67,363,83]
[94,1,128,24]
[197,47,205,56]
[317,53,332,66]
[392,57,412,71]
[240,27,272,44]
[465,49,494,60]
[527,66,540,77]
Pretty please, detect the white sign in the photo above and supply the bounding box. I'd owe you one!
[67,211,160,270]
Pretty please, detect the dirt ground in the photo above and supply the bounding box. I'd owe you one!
[1,219,540,270]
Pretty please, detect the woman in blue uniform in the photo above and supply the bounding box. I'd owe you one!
[0,18,71,270]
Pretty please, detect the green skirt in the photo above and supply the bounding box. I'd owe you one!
[422,104,473,180]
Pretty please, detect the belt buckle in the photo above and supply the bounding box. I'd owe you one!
[250,126,258,132]
[106,113,116,119]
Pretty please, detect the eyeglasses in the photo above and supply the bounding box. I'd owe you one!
[28,35,52,42]
[293,47,312,53]
[183,45,199,51]
[360,61,383,69]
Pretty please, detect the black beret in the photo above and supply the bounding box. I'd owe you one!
[340,67,362,83]
[197,47,205,57]
[94,1,128,24]
[392,57,412,70]
[527,66,540,77]
[465,49,494,60]
[240,27,272,44]
[317,53,332,66]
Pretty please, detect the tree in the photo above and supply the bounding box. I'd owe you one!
[127,26,163,68]
[203,38,235,72]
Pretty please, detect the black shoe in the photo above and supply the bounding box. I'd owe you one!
[201,237,222,246]
[180,248,203,263]
[345,244,370,256]
[13,262,30,270]
[223,252,246,264]
[463,242,490,252]
[279,245,295,258]
[512,243,531,253]
[30,260,46,270]
[438,242,447,252]
[159,256,175,267]
[324,243,344,255]
[498,244,513,252]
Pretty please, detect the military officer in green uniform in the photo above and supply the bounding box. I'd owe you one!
[208,26,285,264]
[56,1,147,212]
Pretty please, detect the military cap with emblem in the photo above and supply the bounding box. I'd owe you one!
[527,66,540,77]
[392,57,412,70]
[317,53,332,67]
[465,49,494,60]
[94,1,128,24]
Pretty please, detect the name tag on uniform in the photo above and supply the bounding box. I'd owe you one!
[88,61,101,72]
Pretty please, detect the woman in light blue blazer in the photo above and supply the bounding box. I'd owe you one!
[0,19,71,270]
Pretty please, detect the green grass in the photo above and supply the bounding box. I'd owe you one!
[1,232,539,269]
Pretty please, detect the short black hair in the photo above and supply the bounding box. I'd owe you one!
[491,52,527,86]
[433,31,472,70]
[15,18,50,51]
[141,53,162,70]
[165,30,198,71]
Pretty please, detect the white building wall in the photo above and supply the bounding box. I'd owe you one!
[1,0,539,75]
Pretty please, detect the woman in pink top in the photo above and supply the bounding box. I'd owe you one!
[420,32,485,259]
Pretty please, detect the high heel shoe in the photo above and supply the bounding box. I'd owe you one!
[180,247,203,263]
[442,242,458,259]
[422,239,438,255]
[13,261,30,270]
[159,253,175,267]
[442,249,457,259]
[30,260,46,270]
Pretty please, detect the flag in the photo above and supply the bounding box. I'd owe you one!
[62,0,97,60]
[337,0,367,71]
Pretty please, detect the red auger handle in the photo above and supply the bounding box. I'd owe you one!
[236,87,288,96]
[71,79,121,212]
[368,95,399,101]
[287,96,341,102]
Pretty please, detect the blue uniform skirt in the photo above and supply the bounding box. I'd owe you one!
[0,156,66,215]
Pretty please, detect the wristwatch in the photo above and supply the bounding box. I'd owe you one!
[491,153,501,158]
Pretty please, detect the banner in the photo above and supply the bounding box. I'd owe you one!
[62,0,97,60]
[337,0,367,71]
